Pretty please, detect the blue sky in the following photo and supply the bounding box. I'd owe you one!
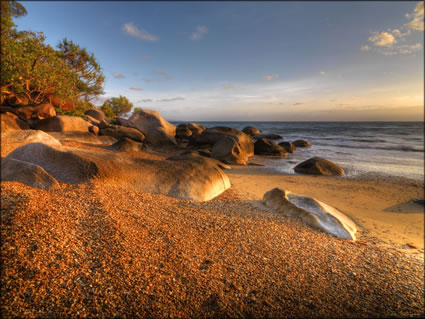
[15,1,424,121]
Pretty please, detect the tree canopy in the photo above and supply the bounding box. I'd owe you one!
[102,96,134,117]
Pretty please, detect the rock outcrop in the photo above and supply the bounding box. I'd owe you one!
[254,138,288,157]
[1,130,62,146]
[33,115,91,132]
[107,137,143,152]
[4,143,230,201]
[211,136,249,165]
[15,103,56,120]
[127,109,176,145]
[1,158,59,190]
[294,157,344,176]
[292,139,311,148]
[263,188,357,240]
[254,133,283,140]
[100,125,145,143]
[84,109,106,122]
[0,112,30,132]
[278,141,297,154]
[242,126,261,137]
[47,132,117,145]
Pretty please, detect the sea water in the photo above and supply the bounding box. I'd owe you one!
[172,121,424,181]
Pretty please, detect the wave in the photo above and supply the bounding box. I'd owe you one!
[313,142,424,153]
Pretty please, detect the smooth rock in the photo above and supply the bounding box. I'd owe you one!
[100,125,145,143]
[292,139,312,148]
[84,108,106,122]
[0,112,30,132]
[5,143,230,201]
[211,136,249,165]
[128,109,176,145]
[1,130,62,146]
[278,141,297,154]
[167,153,231,170]
[107,137,143,152]
[15,103,56,120]
[263,188,357,240]
[34,115,91,132]
[255,133,283,140]
[254,138,288,156]
[1,158,59,190]
[242,126,262,137]
[46,131,117,145]
[89,125,99,135]
[294,157,344,176]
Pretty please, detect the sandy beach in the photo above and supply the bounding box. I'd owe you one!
[1,141,424,318]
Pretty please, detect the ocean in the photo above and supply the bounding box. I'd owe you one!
[172,121,424,181]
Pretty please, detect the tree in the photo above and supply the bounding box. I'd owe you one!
[100,101,115,120]
[1,0,27,38]
[58,38,105,102]
[133,107,142,113]
[103,96,133,117]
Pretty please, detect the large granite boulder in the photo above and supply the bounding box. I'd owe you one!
[254,138,288,157]
[1,130,62,146]
[127,109,176,146]
[242,126,261,137]
[0,112,30,132]
[1,158,59,190]
[15,103,56,120]
[47,131,117,145]
[190,126,254,157]
[33,115,91,132]
[84,109,106,122]
[166,153,231,170]
[292,139,311,148]
[5,143,230,201]
[254,133,283,140]
[278,141,297,154]
[263,188,357,240]
[107,137,143,152]
[176,123,207,139]
[100,125,145,143]
[294,157,344,176]
[211,136,249,165]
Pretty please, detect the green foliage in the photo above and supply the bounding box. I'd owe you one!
[100,101,116,120]
[58,38,105,102]
[133,107,142,113]
[103,95,133,117]
[1,1,26,38]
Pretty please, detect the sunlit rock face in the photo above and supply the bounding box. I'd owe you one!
[34,115,91,132]
[263,188,357,240]
[1,130,62,146]
[4,143,230,201]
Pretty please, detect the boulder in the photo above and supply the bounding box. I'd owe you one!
[242,126,261,137]
[263,188,357,240]
[190,126,254,158]
[1,130,62,146]
[292,139,311,148]
[166,153,231,170]
[211,136,249,165]
[107,137,143,152]
[128,109,176,146]
[294,157,344,176]
[86,115,100,126]
[100,125,145,143]
[278,141,297,154]
[176,124,193,139]
[117,117,135,128]
[0,112,30,132]
[46,131,117,145]
[254,133,283,140]
[5,143,230,201]
[98,119,113,129]
[89,125,99,135]
[34,115,90,132]
[15,103,56,120]
[180,150,211,158]
[1,158,59,190]
[254,138,288,157]
[84,108,106,122]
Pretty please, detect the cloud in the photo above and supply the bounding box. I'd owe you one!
[360,45,370,51]
[406,1,424,31]
[130,87,144,91]
[112,72,125,79]
[368,32,396,47]
[153,69,174,80]
[391,29,410,38]
[264,74,279,81]
[157,97,184,102]
[191,25,208,40]
[293,102,304,106]
[223,85,233,89]
[122,22,159,42]
[143,79,153,83]
[381,43,422,55]
[139,56,151,60]
[320,71,326,76]
[137,99,152,103]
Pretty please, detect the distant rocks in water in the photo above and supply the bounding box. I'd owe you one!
[242,126,262,137]
[263,188,357,240]
[294,157,344,176]
[127,109,176,146]
[278,141,297,154]
[84,108,106,122]
[292,139,311,148]
[100,125,145,143]
[0,112,30,132]
[1,158,60,190]
[255,133,283,140]
[211,135,249,165]
[254,138,288,157]
[4,142,230,201]
[107,137,143,152]
[33,115,91,133]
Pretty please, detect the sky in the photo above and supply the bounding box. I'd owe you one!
[15,1,424,121]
